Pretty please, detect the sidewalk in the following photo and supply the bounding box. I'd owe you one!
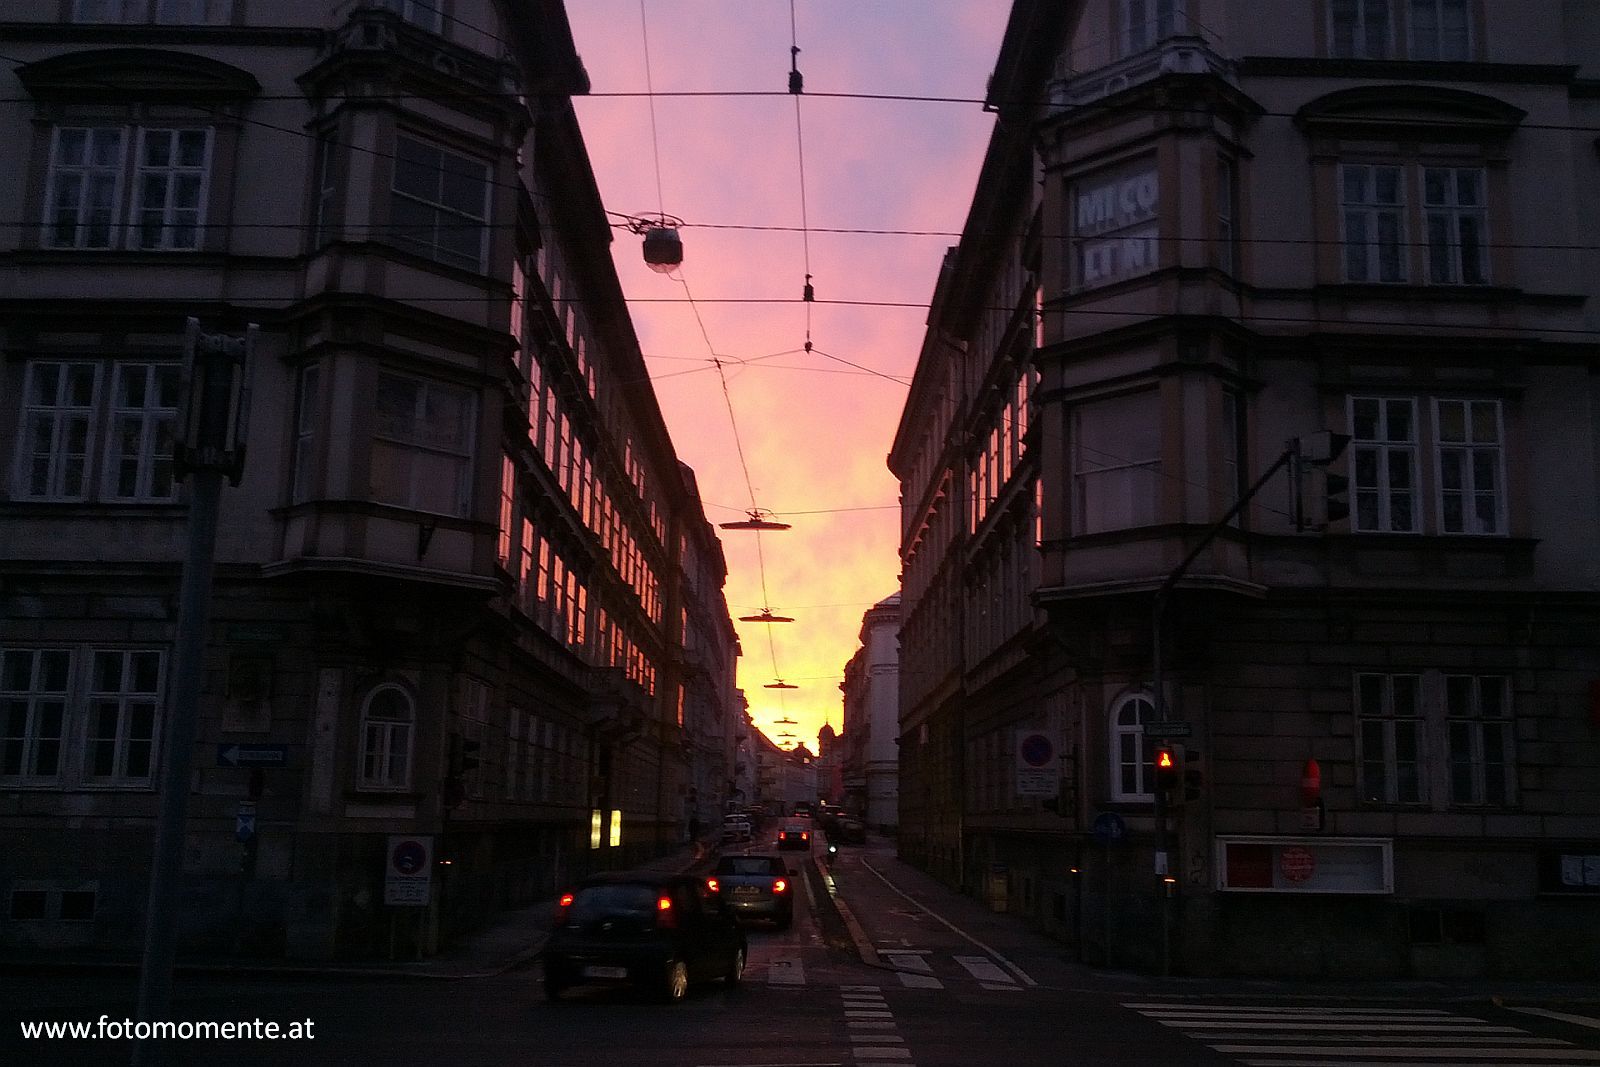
[0,839,715,982]
[822,833,1600,1012]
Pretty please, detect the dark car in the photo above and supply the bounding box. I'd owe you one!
[543,873,747,1002]
[838,816,866,844]
[776,822,811,851]
[706,854,795,928]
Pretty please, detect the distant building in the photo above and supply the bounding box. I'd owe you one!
[841,594,900,831]
[814,721,844,808]
[890,0,1600,978]
[0,0,738,960]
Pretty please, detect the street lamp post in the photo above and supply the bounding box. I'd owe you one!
[133,319,253,1065]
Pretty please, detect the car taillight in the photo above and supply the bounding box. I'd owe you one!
[706,878,720,893]
[801,832,809,841]
[556,892,574,921]
[773,879,788,893]
[656,895,676,927]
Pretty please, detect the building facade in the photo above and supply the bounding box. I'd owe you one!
[0,0,738,960]
[891,0,1600,977]
[841,593,901,830]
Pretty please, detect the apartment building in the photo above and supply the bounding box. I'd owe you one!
[890,0,1600,977]
[0,0,738,959]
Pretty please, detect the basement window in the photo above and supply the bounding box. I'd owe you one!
[9,890,48,921]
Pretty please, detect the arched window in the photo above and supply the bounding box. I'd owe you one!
[1109,692,1157,801]
[358,684,413,790]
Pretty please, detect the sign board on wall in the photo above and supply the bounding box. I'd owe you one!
[1073,158,1159,289]
[1015,730,1059,798]
[1538,851,1600,895]
[385,835,433,906]
[1215,836,1393,894]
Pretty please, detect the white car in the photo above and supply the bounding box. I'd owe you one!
[721,816,752,843]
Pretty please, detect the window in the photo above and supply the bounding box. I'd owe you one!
[1221,389,1244,517]
[84,650,162,785]
[72,0,233,22]
[42,126,211,251]
[1072,157,1160,290]
[1,649,71,782]
[1356,672,1423,804]
[1109,693,1157,801]
[1445,674,1512,805]
[1434,399,1503,534]
[1340,164,1405,283]
[16,361,100,500]
[1072,391,1161,535]
[1216,156,1237,275]
[1329,0,1392,58]
[1122,0,1185,54]
[1408,0,1470,60]
[497,454,517,568]
[292,364,320,503]
[358,685,413,790]
[312,134,340,247]
[1423,167,1488,285]
[1349,397,1418,533]
[104,363,180,501]
[370,371,476,516]
[390,135,489,271]
[383,0,444,33]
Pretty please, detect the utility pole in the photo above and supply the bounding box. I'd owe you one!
[134,320,253,1066]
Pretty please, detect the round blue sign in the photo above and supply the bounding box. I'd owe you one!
[1091,811,1127,844]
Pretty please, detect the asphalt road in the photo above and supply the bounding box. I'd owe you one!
[4,831,1598,1067]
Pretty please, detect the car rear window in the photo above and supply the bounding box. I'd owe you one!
[716,856,779,875]
[570,884,657,919]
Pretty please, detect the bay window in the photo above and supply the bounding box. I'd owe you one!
[370,371,476,516]
[390,134,490,272]
[1072,391,1161,535]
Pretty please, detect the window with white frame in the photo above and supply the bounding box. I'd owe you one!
[1445,674,1512,805]
[1340,164,1406,283]
[71,0,233,22]
[390,134,489,272]
[292,364,320,503]
[1408,0,1470,60]
[1072,391,1161,535]
[1,649,71,783]
[16,362,100,501]
[1423,167,1488,285]
[42,126,212,251]
[1122,0,1185,54]
[1329,0,1393,58]
[357,684,413,790]
[1356,672,1423,804]
[104,363,180,501]
[84,649,163,785]
[370,371,476,516]
[1109,692,1157,801]
[1349,396,1418,533]
[1434,398,1503,534]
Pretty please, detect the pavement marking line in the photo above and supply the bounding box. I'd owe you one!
[896,973,944,989]
[846,1021,897,1030]
[979,982,1022,991]
[848,1035,906,1043]
[1124,1003,1454,1014]
[1152,1012,1511,1023]
[1157,1021,1525,1032]
[1203,1034,1573,1045]
[954,954,1015,985]
[859,857,1036,988]
[840,985,881,991]
[1209,1046,1600,1060]
[844,1011,895,1018]
[882,952,934,973]
[851,1050,912,1061]
[1506,1006,1600,1030]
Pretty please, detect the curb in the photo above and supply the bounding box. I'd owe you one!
[811,853,880,968]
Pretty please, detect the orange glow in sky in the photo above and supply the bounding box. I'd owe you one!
[564,2,1010,752]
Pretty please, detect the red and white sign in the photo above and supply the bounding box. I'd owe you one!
[385,835,433,906]
[1278,845,1316,884]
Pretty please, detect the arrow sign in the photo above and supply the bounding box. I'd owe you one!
[217,743,289,767]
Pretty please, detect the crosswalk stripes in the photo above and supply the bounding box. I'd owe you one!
[953,954,1020,991]
[1121,1001,1600,1066]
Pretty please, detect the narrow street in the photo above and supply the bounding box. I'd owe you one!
[5,832,1597,1066]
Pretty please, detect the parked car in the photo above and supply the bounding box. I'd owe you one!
[705,854,795,929]
[721,815,752,844]
[776,822,811,851]
[543,872,746,1002]
[837,816,866,844]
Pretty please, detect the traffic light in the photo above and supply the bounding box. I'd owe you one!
[1154,744,1181,805]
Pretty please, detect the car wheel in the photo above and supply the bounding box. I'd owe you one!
[725,945,745,985]
[661,959,689,1002]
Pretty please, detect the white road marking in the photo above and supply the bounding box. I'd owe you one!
[860,858,1035,987]
[1124,1003,1453,1014]
[851,1050,912,1061]
[979,982,1022,991]
[1156,1020,1523,1032]
[883,952,933,973]
[954,955,1015,985]
[844,1010,894,1019]
[847,1021,897,1030]
[1214,1046,1600,1060]
[849,1035,905,1043]
[841,985,881,992]
[896,973,943,988]
[1507,1006,1600,1031]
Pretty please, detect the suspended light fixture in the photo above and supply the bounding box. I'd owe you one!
[738,608,794,624]
[774,717,797,725]
[765,680,798,690]
[719,508,791,531]
[623,212,685,274]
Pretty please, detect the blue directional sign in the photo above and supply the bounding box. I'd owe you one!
[1092,811,1127,844]
[235,801,257,842]
[217,744,289,768]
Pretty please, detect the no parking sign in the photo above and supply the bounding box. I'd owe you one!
[1015,730,1059,798]
[385,835,433,906]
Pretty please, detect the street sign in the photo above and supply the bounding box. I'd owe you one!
[1015,730,1059,798]
[385,835,433,906]
[1141,721,1192,738]
[216,743,289,767]
[1091,811,1126,844]
[234,801,257,843]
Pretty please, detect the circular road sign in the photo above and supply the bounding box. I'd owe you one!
[1019,732,1055,768]
[1279,845,1316,884]
[391,839,428,877]
[1091,811,1127,844]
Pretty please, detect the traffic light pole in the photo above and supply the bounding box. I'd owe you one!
[1150,442,1296,975]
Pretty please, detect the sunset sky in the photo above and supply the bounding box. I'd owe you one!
[562,2,1012,752]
